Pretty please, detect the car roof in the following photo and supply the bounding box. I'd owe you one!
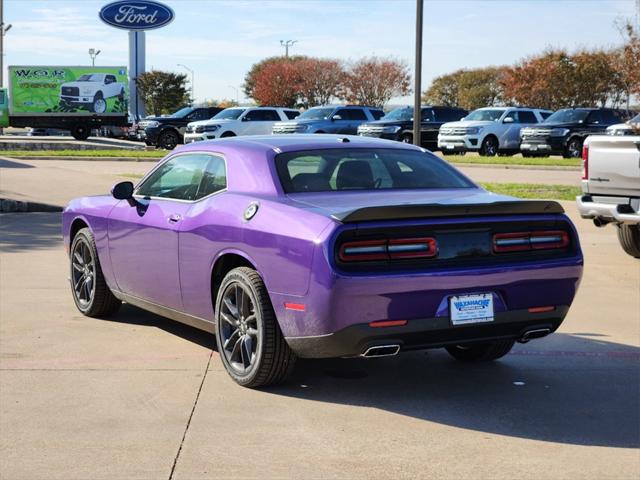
[177,134,423,155]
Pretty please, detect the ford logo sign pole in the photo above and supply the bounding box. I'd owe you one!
[99,1,175,119]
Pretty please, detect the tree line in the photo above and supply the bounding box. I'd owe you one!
[243,56,411,108]
[424,22,640,111]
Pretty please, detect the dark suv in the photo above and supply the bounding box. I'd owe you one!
[139,106,224,149]
[357,105,467,150]
[272,105,385,135]
[519,107,636,158]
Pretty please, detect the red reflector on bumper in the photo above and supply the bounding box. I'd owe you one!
[369,320,408,328]
[528,306,555,313]
[284,303,305,311]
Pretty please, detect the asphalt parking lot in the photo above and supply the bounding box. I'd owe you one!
[1,158,638,479]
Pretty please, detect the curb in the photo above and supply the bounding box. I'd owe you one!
[451,163,581,172]
[0,198,63,213]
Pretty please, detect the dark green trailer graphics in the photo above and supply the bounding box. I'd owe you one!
[1,66,129,140]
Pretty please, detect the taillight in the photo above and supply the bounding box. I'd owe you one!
[493,231,569,253]
[582,144,589,180]
[339,237,437,262]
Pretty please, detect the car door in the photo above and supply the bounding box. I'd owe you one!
[107,153,211,310]
[499,110,527,149]
[332,109,360,134]
[241,109,281,135]
[419,108,437,149]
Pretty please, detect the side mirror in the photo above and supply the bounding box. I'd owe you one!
[112,181,134,200]
[503,117,514,123]
[331,115,342,121]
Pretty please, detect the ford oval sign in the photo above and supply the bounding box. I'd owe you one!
[99,1,174,31]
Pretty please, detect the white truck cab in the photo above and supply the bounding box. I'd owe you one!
[184,107,299,142]
[438,107,551,156]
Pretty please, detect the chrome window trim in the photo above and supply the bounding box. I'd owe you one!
[133,150,228,204]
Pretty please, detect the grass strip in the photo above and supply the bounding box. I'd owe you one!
[441,154,580,167]
[480,182,580,200]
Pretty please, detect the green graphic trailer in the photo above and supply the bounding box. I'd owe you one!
[0,66,129,140]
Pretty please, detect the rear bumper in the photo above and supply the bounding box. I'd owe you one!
[286,306,568,358]
[576,194,640,224]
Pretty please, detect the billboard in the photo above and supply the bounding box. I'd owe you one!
[8,66,128,116]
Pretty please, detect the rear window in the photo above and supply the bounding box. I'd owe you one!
[275,148,474,193]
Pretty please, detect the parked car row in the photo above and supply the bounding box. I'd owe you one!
[137,103,636,157]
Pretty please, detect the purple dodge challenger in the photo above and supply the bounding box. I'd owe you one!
[63,135,583,387]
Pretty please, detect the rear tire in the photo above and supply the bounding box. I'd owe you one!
[400,133,413,144]
[214,267,296,388]
[445,339,515,362]
[71,125,91,140]
[617,224,640,258]
[70,228,121,317]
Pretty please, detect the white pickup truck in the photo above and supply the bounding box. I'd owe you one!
[576,133,640,257]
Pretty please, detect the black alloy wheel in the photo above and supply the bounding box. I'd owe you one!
[158,129,180,150]
[480,136,499,156]
[564,137,583,158]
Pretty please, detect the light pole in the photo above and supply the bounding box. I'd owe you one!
[228,85,239,104]
[280,40,297,58]
[88,48,101,67]
[177,63,194,104]
[0,0,12,88]
[413,0,423,147]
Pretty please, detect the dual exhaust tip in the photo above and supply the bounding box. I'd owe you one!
[361,327,552,356]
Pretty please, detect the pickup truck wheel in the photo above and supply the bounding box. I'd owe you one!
[617,224,640,258]
[158,129,180,149]
[71,125,91,140]
[479,136,498,156]
[215,267,296,388]
[445,339,515,362]
[563,137,583,158]
[91,93,107,114]
[70,228,121,317]
[400,133,413,143]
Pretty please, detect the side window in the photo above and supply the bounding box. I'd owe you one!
[335,109,367,121]
[105,75,116,84]
[285,110,300,120]
[540,111,553,120]
[197,156,227,199]
[245,109,280,121]
[421,108,435,122]
[586,111,603,124]
[503,111,519,123]
[518,111,537,123]
[193,109,211,121]
[370,109,385,120]
[600,110,620,124]
[136,154,210,201]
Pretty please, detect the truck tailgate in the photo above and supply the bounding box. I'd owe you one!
[585,135,640,196]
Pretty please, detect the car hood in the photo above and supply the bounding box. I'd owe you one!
[286,188,524,221]
[441,120,496,128]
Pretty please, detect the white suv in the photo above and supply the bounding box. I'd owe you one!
[184,107,299,142]
[438,107,552,156]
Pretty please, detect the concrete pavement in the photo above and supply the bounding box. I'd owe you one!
[0,157,638,479]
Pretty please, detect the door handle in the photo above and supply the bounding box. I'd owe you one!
[168,214,182,223]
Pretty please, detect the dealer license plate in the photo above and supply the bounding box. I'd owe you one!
[450,293,494,325]
[445,144,454,149]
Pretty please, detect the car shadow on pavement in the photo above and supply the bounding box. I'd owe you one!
[0,213,61,252]
[266,334,640,449]
[0,158,35,169]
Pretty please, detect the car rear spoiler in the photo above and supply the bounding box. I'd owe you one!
[332,200,565,223]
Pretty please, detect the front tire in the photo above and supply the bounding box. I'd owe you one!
[479,136,499,156]
[91,93,107,114]
[70,228,121,317]
[617,224,640,258]
[215,267,296,388]
[158,129,180,149]
[400,133,413,144]
[445,339,515,362]
[563,137,583,158]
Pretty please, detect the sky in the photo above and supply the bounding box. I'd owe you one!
[4,0,639,105]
